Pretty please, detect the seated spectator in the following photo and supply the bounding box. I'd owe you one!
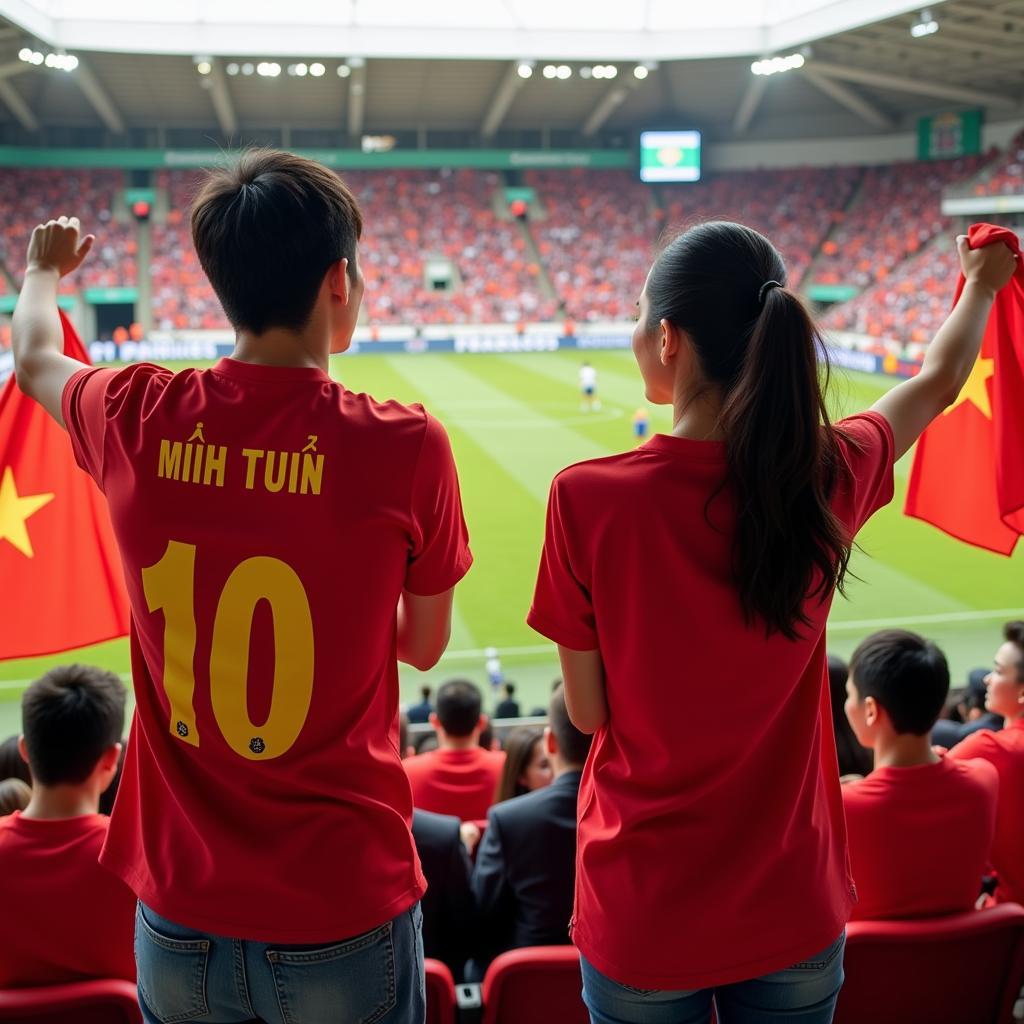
[407,685,434,725]
[397,714,476,978]
[0,733,32,786]
[495,726,552,803]
[843,631,998,920]
[933,668,1004,748]
[0,777,31,816]
[951,621,1024,905]
[404,679,505,820]
[472,683,593,967]
[494,682,521,720]
[828,654,872,778]
[0,665,135,987]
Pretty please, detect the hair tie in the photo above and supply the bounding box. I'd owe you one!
[758,280,782,306]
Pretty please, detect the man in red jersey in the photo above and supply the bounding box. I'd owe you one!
[950,621,1024,905]
[842,631,997,920]
[0,665,135,988]
[404,679,505,820]
[12,151,472,1023]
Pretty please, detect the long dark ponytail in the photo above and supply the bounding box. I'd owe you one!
[645,221,851,640]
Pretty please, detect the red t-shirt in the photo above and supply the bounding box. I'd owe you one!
[528,413,895,990]
[62,359,472,942]
[951,718,1024,904]
[843,756,998,921]
[404,747,505,820]
[0,812,135,987]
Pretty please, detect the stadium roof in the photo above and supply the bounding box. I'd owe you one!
[0,0,1019,146]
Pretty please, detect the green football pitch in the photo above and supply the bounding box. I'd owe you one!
[1,349,1020,736]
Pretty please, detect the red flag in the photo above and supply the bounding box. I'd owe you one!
[0,312,130,658]
[905,224,1024,554]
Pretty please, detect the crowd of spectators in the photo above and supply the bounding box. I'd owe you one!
[812,155,987,292]
[2,621,1022,995]
[964,131,1024,198]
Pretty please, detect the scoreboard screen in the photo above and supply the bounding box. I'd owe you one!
[639,130,702,183]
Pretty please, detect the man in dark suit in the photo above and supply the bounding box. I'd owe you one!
[399,714,475,978]
[406,685,434,725]
[471,683,592,967]
[493,682,521,720]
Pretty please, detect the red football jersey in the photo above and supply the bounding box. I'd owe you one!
[951,718,1024,904]
[528,413,895,989]
[62,358,471,941]
[0,813,136,987]
[843,756,998,921]
[404,747,505,820]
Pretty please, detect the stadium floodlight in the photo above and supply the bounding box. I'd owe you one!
[195,59,212,75]
[288,62,307,76]
[309,62,326,77]
[750,52,805,76]
[348,57,366,69]
[580,66,593,79]
[257,61,281,77]
[633,64,649,79]
[911,10,939,36]
[337,63,351,77]
[241,62,255,76]
[556,64,572,79]
[18,47,31,62]
[516,61,534,79]
[226,62,240,76]
[593,64,616,79]
[542,64,557,79]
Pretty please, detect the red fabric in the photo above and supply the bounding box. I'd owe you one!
[0,812,135,987]
[842,755,998,921]
[60,357,472,942]
[404,747,505,820]
[950,718,1024,905]
[528,413,895,990]
[905,223,1024,554]
[0,312,129,658]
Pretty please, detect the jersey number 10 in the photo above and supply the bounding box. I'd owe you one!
[142,540,314,760]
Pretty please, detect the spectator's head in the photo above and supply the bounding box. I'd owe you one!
[97,741,127,816]
[0,734,31,787]
[431,680,486,748]
[984,621,1024,721]
[420,686,432,703]
[546,683,593,772]
[0,778,31,816]
[636,221,849,641]
[495,727,552,802]
[19,665,125,811]
[503,683,516,700]
[827,653,872,778]
[845,631,949,746]
[191,149,363,351]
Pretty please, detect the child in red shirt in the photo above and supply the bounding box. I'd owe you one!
[842,630,997,921]
[951,621,1024,905]
[528,222,1017,1022]
[12,151,471,1024]
[404,679,505,820]
[0,665,135,988]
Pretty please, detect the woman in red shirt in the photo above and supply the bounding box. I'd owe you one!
[528,222,1017,1024]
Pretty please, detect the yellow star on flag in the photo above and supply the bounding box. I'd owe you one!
[944,356,994,419]
[0,466,54,559]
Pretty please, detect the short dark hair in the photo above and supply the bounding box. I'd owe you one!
[849,630,950,736]
[549,683,593,767]
[1004,621,1024,676]
[21,665,125,786]
[436,680,483,738]
[504,683,516,697]
[191,148,363,334]
[420,686,432,701]
[0,735,31,787]
[827,654,872,777]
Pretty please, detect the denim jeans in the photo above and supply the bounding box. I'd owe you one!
[134,900,425,1024]
[581,933,845,1024]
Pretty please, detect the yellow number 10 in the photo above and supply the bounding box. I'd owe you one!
[142,541,315,760]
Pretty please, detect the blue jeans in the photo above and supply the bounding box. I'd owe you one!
[581,933,845,1024]
[134,901,425,1024]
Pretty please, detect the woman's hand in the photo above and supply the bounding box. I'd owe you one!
[26,216,95,278]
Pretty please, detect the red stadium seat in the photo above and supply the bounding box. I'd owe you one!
[424,958,457,1024]
[0,979,141,1023]
[481,946,588,1024]
[834,903,1024,1024]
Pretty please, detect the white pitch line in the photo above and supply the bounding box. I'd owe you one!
[0,606,1018,691]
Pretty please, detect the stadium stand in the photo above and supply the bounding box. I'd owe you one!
[966,131,1024,198]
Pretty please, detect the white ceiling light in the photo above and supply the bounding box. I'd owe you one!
[750,52,805,76]
[195,60,212,75]
[516,61,534,79]
[309,61,326,76]
[604,65,618,78]
[257,61,281,77]
[337,63,351,77]
[556,64,571,79]
[241,62,255,75]
[633,64,649,79]
[226,62,239,75]
[911,9,939,36]
[542,64,557,78]
[579,65,592,79]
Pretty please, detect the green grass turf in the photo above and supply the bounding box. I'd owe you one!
[1,350,1020,736]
